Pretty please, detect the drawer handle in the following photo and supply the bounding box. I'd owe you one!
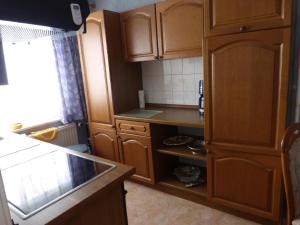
[239,26,246,32]
[129,126,135,130]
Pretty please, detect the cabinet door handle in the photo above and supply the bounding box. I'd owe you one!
[239,26,246,32]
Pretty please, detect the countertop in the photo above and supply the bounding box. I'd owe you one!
[0,132,134,225]
[115,106,204,128]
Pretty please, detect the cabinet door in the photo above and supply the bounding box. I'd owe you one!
[118,133,155,184]
[78,12,113,126]
[208,149,282,221]
[204,0,292,36]
[121,5,158,62]
[204,28,291,154]
[91,126,119,162]
[156,0,204,59]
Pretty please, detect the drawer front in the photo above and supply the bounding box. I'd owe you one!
[116,120,150,136]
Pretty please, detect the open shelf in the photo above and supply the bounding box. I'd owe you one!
[158,176,207,197]
[157,146,207,161]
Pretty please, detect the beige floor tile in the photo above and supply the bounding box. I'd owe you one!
[125,181,261,225]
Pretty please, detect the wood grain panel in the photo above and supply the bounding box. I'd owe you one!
[51,185,127,225]
[121,5,158,62]
[156,0,204,59]
[208,149,282,220]
[118,133,155,184]
[212,42,278,146]
[78,15,112,125]
[90,127,119,162]
[204,28,291,153]
[204,0,292,36]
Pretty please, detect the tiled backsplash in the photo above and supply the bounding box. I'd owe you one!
[142,57,204,105]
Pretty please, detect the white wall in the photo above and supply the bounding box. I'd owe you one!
[95,0,163,12]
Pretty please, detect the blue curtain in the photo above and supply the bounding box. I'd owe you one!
[52,35,87,124]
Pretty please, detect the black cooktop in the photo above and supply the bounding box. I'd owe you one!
[1,150,115,219]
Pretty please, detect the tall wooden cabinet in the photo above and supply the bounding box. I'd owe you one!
[120,0,204,62]
[204,0,292,221]
[78,11,142,160]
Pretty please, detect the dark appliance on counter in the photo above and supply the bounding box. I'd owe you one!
[199,80,204,115]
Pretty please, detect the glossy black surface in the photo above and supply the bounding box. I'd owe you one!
[1,150,114,218]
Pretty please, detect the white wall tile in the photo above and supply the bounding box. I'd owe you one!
[171,59,183,75]
[163,60,172,75]
[183,58,195,74]
[194,57,203,74]
[143,78,151,92]
[142,56,203,106]
[153,61,164,75]
[172,75,183,91]
[163,75,172,91]
[184,92,196,105]
[152,74,164,91]
[173,91,184,104]
[183,75,195,91]
[195,73,203,82]
[163,91,173,104]
[144,90,150,102]
[155,91,164,103]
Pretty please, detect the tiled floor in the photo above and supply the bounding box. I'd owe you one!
[125,181,261,225]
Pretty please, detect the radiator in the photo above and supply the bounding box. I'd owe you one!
[48,123,79,147]
[29,123,79,147]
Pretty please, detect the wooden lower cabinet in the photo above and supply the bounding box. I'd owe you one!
[90,126,119,162]
[207,149,282,221]
[50,184,128,225]
[118,133,155,184]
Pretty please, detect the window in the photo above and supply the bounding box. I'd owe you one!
[0,36,62,129]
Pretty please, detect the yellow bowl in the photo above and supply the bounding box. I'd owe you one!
[10,123,23,130]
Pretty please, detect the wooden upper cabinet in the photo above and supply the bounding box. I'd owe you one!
[204,28,291,153]
[208,149,282,220]
[121,0,204,62]
[204,0,292,36]
[121,5,158,62]
[156,0,204,59]
[78,12,113,126]
[91,127,119,162]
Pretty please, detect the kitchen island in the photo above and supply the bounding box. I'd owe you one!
[0,132,134,225]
